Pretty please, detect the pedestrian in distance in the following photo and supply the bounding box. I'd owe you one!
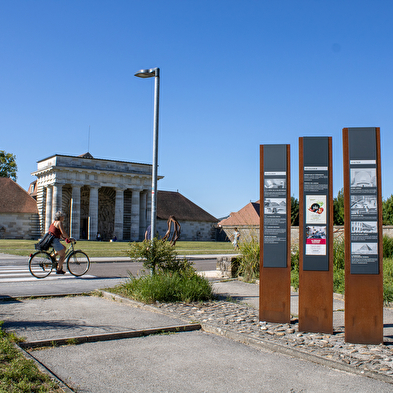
[145,225,151,241]
[232,227,240,250]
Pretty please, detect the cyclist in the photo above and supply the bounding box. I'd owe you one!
[48,211,72,274]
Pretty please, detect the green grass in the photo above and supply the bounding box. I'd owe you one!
[0,239,234,257]
[108,271,214,303]
[0,322,63,392]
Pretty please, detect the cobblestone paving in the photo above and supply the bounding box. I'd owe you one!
[155,300,393,380]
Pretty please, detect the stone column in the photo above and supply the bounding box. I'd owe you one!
[146,189,152,231]
[114,188,124,241]
[140,191,147,239]
[88,187,99,240]
[131,190,141,241]
[51,183,61,219]
[36,184,46,235]
[45,186,53,232]
[70,185,81,239]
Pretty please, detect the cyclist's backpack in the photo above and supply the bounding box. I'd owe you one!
[35,232,56,251]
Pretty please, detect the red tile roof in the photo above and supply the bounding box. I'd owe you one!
[157,191,217,222]
[0,178,38,214]
[218,201,260,226]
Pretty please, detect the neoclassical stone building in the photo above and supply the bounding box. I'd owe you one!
[31,153,157,241]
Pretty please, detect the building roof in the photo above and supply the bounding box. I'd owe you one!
[36,153,151,167]
[0,178,38,214]
[157,191,218,222]
[218,201,260,226]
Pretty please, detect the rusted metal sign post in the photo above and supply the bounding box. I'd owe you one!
[299,137,333,334]
[259,144,291,323]
[343,127,383,344]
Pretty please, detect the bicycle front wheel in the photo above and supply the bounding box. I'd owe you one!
[67,251,90,276]
[29,251,53,278]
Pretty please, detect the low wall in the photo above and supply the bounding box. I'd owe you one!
[0,213,41,239]
[157,220,215,241]
[221,225,393,246]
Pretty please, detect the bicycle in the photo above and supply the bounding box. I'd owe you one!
[29,239,90,278]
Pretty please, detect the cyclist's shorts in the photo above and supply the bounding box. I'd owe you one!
[51,238,65,252]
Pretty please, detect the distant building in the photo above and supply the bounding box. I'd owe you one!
[156,191,218,241]
[31,153,155,241]
[28,152,218,241]
[218,201,260,242]
[0,178,40,239]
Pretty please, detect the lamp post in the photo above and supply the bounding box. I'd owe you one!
[134,67,160,243]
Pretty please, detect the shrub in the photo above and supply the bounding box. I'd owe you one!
[333,238,345,270]
[128,237,193,275]
[290,244,299,290]
[383,235,393,258]
[383,258,393,304]
[237,236,260,282]
[111,271,213,303]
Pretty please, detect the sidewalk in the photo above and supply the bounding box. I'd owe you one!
[1,277,393,391]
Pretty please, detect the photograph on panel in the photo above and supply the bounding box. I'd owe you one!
[306,225,326,240]
[350,195,377,216]
[351,221,377,233]
[264,178,286,189]
[306,195,326,224]
[264,198,286,214]
[350,168,376,188]
[351,242,378,254]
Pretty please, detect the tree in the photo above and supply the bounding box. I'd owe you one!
[383,195,393,225]
[333,188,344,225]
[291,196,299,226]
[0,151,17,181]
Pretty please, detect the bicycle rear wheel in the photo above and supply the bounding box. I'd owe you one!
[29,251,53,278]
[67,251,90,276]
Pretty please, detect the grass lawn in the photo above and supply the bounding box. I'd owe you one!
[0,239,235,257]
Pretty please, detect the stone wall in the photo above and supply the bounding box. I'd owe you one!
[0,213,40,239]
[156,220,216,241]
[221,225,393,246]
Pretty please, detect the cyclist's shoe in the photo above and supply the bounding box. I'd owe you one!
[56,269,66,275]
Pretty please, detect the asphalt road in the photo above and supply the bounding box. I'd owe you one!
[0,253,218,298]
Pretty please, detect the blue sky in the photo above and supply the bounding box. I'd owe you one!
[1,0,393,219]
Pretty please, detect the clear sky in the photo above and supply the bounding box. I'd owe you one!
[1,0,393,219]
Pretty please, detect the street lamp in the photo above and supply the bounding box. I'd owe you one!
[134,67,160,243]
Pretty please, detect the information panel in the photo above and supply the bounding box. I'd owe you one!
[347,128,379,274]
[343,127,383,344]
[302,137,330,271]
[262,145,288,267]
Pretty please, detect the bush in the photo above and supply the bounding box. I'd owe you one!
[237,236,260,282]
[383,235,393,258]
[111,271,213,303]
[124,237,213,303]
[128,237,193,275]
[290,244,299,290]
[383,258,393,304]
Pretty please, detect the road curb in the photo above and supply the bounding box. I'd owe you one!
[19,323,202,350]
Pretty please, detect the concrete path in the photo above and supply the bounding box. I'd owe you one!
[1,294,392,393]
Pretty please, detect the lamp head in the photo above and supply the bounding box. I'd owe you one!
[134,68,159,78]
